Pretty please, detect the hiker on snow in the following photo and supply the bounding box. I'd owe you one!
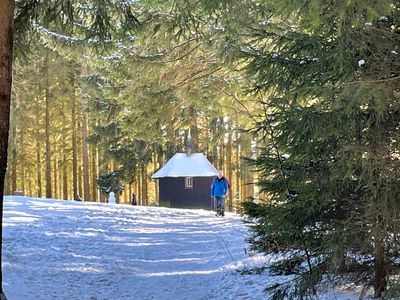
[211,170,229,217]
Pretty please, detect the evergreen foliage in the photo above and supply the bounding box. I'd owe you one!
[240,0,400,298]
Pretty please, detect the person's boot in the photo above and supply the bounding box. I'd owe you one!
[221,210,224,217]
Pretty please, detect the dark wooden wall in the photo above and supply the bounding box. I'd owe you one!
[158,177,214,209]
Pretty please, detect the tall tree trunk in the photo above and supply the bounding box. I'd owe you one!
[235,130,240,200]
[63,154,68,200]
[35,97,42,197]
[137,171,141,205]
[91,145,98,202]
[81,65,90,201]
[205,117,210,157]
[241,132,254,199]
[20,131,25,194]
[98,149,107,203]
[8,95,17,194]
[0,1,15,298]
[226,125,233,211]
[10,120,16,194]
[374,239,387,297]
[53,143,58,199]
[78,165,83,199]
[211,118,218,165]
[218,117,224,171]
[189,105,198,152]
[153,152,158,202]
[28,173,32,197]
[72,94,78,200]
[142,164,147,205]
[44,50,52,198]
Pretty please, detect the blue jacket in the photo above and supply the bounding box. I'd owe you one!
[211,177,229,197]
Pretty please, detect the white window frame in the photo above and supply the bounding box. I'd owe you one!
[185,177,193,189]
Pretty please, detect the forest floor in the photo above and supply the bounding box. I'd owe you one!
[3,196,362,299]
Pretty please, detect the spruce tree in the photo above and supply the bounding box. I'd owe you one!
[240,0,400,298]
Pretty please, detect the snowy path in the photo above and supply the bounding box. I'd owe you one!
[2,196,266,300]
[2,196,361,300]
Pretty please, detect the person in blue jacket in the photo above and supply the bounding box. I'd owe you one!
[211,170,229,217]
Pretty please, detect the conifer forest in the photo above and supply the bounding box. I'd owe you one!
[1,0,400,299]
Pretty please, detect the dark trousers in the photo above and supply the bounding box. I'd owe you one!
[215,196,225,211]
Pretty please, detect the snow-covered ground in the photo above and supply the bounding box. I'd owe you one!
[2,196,360,299]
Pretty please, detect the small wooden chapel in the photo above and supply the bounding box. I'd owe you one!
[151,138,218,209]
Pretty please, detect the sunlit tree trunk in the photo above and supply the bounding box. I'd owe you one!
[20,131,25,194]
[241,132,254,199]
[53,143,58,199]
[62,154,68,200]
[235,129,240,200]
[72,92,78,200]
[35,99,42,197]
[81,65,90,201]
[9,115,16,194]
[44,50,52,198]
[91,145,98,202]
[137,171,141,205]
[218,117,224,171]
[153,152,158,201]
[211,118,218,165]
[0,1,15,297]
[190,105,198,151]
[141,164,148,205]
[226,125,233,211]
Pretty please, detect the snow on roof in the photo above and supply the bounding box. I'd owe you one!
[152,153,218,178]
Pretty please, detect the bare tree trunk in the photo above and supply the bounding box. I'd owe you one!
[28,173,32,197]
[211,118,218,165]
[35,97,42,197]
[91,145,98,202]
[10,123,16,194]
[53,143,58,199]
[374,239,387,297]
[235,130,240,200]
[137,171,141,205]
[44,50,52,198]
[218,117,224,171]
[20,132,25,194]
[8,98,17,194]
[190,105,198,151]
[241,132,254,199]
[0,1,15,297]
[72,94,78,200]
[153,152,158,201]
[226,125,233,211]
[78,165,83,199]
[63,154,68,200]
[80,65,90,201]
[142,164,147,205]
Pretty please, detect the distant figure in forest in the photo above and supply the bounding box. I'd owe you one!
[131,193,137,205]
[108,191,116,204]
[210,170,230,217]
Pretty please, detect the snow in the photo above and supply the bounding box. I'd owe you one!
[3,196,361,299]
[152,153,218,178]
[108,192,116,204]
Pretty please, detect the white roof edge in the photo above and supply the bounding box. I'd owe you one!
[151,153,218,179]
